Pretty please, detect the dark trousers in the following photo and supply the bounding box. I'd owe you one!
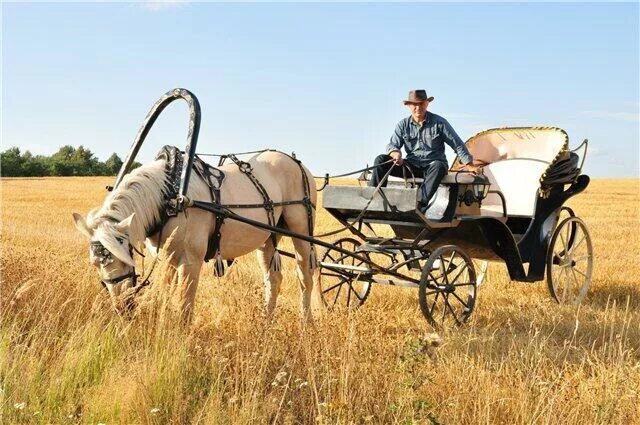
[368,154,448,208]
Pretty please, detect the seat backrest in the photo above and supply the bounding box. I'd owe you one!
[453,127,568,168]
[481,159,549,217]
[450,127,570,217]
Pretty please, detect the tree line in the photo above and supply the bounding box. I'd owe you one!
[0,145,140,177]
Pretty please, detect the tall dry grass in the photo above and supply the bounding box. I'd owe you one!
[1,177,639,424]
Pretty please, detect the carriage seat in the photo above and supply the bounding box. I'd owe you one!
[452,127,568,217]
[388,162,544,217]
[384,128,569,218]
[481,159,548,217]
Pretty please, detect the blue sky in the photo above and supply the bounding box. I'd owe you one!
[3,2,639,177]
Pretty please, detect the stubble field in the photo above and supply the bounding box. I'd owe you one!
[1,177,639,424]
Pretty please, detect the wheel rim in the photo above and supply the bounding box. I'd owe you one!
[547,217,593,304]
[319,238,371,309]
[419,246,477,328]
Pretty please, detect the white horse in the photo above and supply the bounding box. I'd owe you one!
[73,150,318,322]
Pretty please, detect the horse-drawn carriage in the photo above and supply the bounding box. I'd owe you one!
[76,89,593,328]
[318,127,593,327]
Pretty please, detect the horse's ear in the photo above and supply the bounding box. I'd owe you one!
[72,213,93,239]
[115,213,135,235]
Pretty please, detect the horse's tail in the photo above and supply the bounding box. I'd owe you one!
[291,159,325,313]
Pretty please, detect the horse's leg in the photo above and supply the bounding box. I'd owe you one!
[291,237,315,323]
[176,257,204,324]
[256,235,283,317]
[173,223,208,324]
[283,208,316,323]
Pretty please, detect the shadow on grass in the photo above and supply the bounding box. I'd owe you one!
[586,283,640,310]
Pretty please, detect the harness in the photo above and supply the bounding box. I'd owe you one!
[154,146,316,277]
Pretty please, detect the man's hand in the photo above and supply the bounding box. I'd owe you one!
[389,150,404,166]
[462,163,481,174]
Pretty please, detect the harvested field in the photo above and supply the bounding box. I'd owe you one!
[1,177,639,424]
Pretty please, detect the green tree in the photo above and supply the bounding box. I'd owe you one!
[20,151,49,177]
[49,145,76,176]
[1,145,145,177]
[71,145,100,176]
[104,153,124,175]
[0,147,24,176]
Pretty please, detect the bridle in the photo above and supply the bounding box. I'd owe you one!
[90,228,162,296]
[90,238,139,289]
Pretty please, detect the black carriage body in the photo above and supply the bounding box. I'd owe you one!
[323,174,589,283]
[323,128,589,282]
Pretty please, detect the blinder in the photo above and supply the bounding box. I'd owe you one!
[90,239,139,289]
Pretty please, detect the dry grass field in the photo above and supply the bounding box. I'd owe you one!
[1,177,639,424]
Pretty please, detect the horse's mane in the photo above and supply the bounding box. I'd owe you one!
[87,159,168,242]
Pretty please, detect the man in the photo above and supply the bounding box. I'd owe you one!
[368,89,479,212]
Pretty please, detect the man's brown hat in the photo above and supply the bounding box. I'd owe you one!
[403,89,434,104]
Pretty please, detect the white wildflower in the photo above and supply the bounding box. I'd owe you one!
[150,407,161,414]
[14,402,26,410]
[271,370,288,386]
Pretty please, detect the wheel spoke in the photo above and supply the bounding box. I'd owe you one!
[553,266,563,287]
[351,284,365,301]
[440,258,450,285]
[563,267,573,301]
[441,294,447,323]
[570,268,583,293]
[450,290,470,309]
[429,271,443,281]
[449,264,467,285]
[564,221,571,253]
[444,296,462,325]
[332,281,343,305]
[453,282,474,287]
[572,254,592,263]
[559,230,568,254]
[569,232,586,255]
[573,268,588,278]
[430,292,440,316]
[323,278,348,294]
[346,283,352,306]
[336,253,351,263]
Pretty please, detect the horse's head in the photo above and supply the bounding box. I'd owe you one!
[73,212,139,312]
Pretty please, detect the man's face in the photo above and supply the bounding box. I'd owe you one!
[407,101,429,123]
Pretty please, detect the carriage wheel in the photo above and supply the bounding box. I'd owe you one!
[318,238,372,309]
[419,245,477,328]
[546,217,593,304]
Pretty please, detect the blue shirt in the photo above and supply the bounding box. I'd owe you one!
[386,112,473,168]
